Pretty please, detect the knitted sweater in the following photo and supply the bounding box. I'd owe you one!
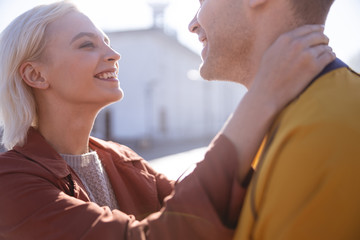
[61,151,119,210]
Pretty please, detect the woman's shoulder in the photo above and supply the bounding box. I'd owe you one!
[0,149,31,169]
[0,149,61,181]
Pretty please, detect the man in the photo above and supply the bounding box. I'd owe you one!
[188,0,360,239]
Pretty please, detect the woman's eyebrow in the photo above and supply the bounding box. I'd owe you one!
[69,32,96,45]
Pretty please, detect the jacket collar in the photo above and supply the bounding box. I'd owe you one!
[88,136,143,162]
[13,127,70,178]
[12,127,141,179]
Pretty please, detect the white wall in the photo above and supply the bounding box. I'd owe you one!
[350,53,360,73]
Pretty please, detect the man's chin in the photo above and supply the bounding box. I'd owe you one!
[201,59,251,85]
[199,63,216,81]
[199,65,226,82]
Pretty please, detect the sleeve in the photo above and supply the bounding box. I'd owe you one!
[142,161,175,205]
[252,121,360,240]
[128,134,247,240]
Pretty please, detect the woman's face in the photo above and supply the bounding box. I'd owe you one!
[39,11,123,107]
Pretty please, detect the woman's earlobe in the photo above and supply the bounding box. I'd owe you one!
[20,62,49,89]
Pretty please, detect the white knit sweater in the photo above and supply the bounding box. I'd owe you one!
[61,151,119,210]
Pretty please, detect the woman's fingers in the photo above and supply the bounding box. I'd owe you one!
[297,45,335,71]
[312,45,336,67]
[272,27,329,62]
[286,24,325,38]
[287,32,334,71]
[298,31,330,47]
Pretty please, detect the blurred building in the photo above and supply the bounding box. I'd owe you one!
[91,5,246,151]
[350,52,360,73]
[0,128,5,153]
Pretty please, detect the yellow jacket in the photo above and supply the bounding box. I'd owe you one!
[235,60,360,240]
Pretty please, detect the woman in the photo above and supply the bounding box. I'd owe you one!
[0,1,334,240]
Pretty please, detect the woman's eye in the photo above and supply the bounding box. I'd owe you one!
[80,42,95,48]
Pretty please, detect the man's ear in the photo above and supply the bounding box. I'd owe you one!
[249,0,268,8]
[20,62,49,89]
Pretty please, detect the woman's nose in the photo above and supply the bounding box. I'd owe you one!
[105,47,121,62]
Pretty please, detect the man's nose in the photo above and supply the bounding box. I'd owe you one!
[188,14,199,33]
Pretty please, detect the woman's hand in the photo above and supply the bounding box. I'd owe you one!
[221,25,335,182]
[250,24,335,111]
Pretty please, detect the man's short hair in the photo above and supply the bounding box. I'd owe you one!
[290,0,335,24]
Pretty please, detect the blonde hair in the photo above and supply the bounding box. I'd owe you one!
[0,1,78,150]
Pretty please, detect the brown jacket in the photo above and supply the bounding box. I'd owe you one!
[0,128,245,240]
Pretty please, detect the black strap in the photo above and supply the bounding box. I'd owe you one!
[241,167,255,188]
[66,174,75,197]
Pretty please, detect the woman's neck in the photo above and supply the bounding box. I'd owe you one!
[36,104,99,155]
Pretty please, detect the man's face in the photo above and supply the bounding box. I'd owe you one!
[188,0,255,84]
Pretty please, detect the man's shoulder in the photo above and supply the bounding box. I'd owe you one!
[279,67,360,129]
[257,67,360,190]
[263,67,360,161]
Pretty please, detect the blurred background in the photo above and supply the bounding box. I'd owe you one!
[0,0,359,179]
